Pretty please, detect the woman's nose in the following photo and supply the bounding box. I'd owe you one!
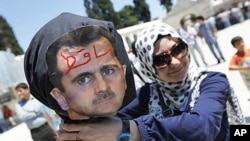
[169,56,181,65]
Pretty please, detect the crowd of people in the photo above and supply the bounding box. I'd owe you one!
[208,1,250,30]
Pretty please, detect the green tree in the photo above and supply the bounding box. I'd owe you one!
[159,0,173,13]
[84,0,120,27]
[118,5,138,28]
[0,16,23,55]
[133,0,151,23]
[158,0,173,12]
[83,0,152,28]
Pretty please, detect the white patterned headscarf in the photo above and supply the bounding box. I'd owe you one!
[135,23,206,115]
[135,23,245,124]
[135,23,181,80]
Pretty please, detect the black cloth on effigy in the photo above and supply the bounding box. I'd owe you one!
[24,12,136,120]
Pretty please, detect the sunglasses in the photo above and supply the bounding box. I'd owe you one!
[153,41,188,69]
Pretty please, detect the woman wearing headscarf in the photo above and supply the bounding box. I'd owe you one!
[58,23,245,141]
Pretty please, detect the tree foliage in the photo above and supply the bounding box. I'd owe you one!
[118,5,138,28]
[158,0,173,12]
[0,16,23,55]
[84,0,120,27]
[133,0,151,23]
[83,0,151,28]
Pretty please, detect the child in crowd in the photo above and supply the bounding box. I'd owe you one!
[229,36,250,70]
[229,36,250,91]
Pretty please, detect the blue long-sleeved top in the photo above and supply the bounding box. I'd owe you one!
[118,72,230,141]
[15,96,47,129]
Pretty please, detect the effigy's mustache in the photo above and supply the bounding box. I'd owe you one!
[93,92,115,103]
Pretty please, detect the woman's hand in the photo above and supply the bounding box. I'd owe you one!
[57,116,122,141]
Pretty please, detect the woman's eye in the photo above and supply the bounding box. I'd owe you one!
[77,76,92,84]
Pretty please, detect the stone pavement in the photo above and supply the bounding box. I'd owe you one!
[0,123,33,141]
[1,19,250,141]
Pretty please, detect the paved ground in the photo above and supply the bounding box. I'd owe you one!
[0,123,33,141]
[1,19,250,141]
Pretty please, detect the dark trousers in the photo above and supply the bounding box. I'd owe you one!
[31,123,56,141]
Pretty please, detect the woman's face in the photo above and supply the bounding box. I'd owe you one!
[153,37,190,83]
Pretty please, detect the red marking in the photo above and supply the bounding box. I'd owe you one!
[60,45,112,75]
[94,45,112,58]
[61,48,91,75]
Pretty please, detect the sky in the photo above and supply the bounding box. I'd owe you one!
[0,0,168,52]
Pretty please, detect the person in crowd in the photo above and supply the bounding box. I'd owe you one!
[229,36,250,70]
[0,106,10,133]
[229,36,250,91]
[24,12,138,141]
[15,82,57,141]
[243,0,250,19]
[179,19,208,67]
[2,105,15,127]
[57,23,245,141]
[215,16,225,30]
[216,8,231,28]
[230,2,244,24]
[196,15,226,64]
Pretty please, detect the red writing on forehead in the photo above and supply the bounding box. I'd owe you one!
[61,45,113,75]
